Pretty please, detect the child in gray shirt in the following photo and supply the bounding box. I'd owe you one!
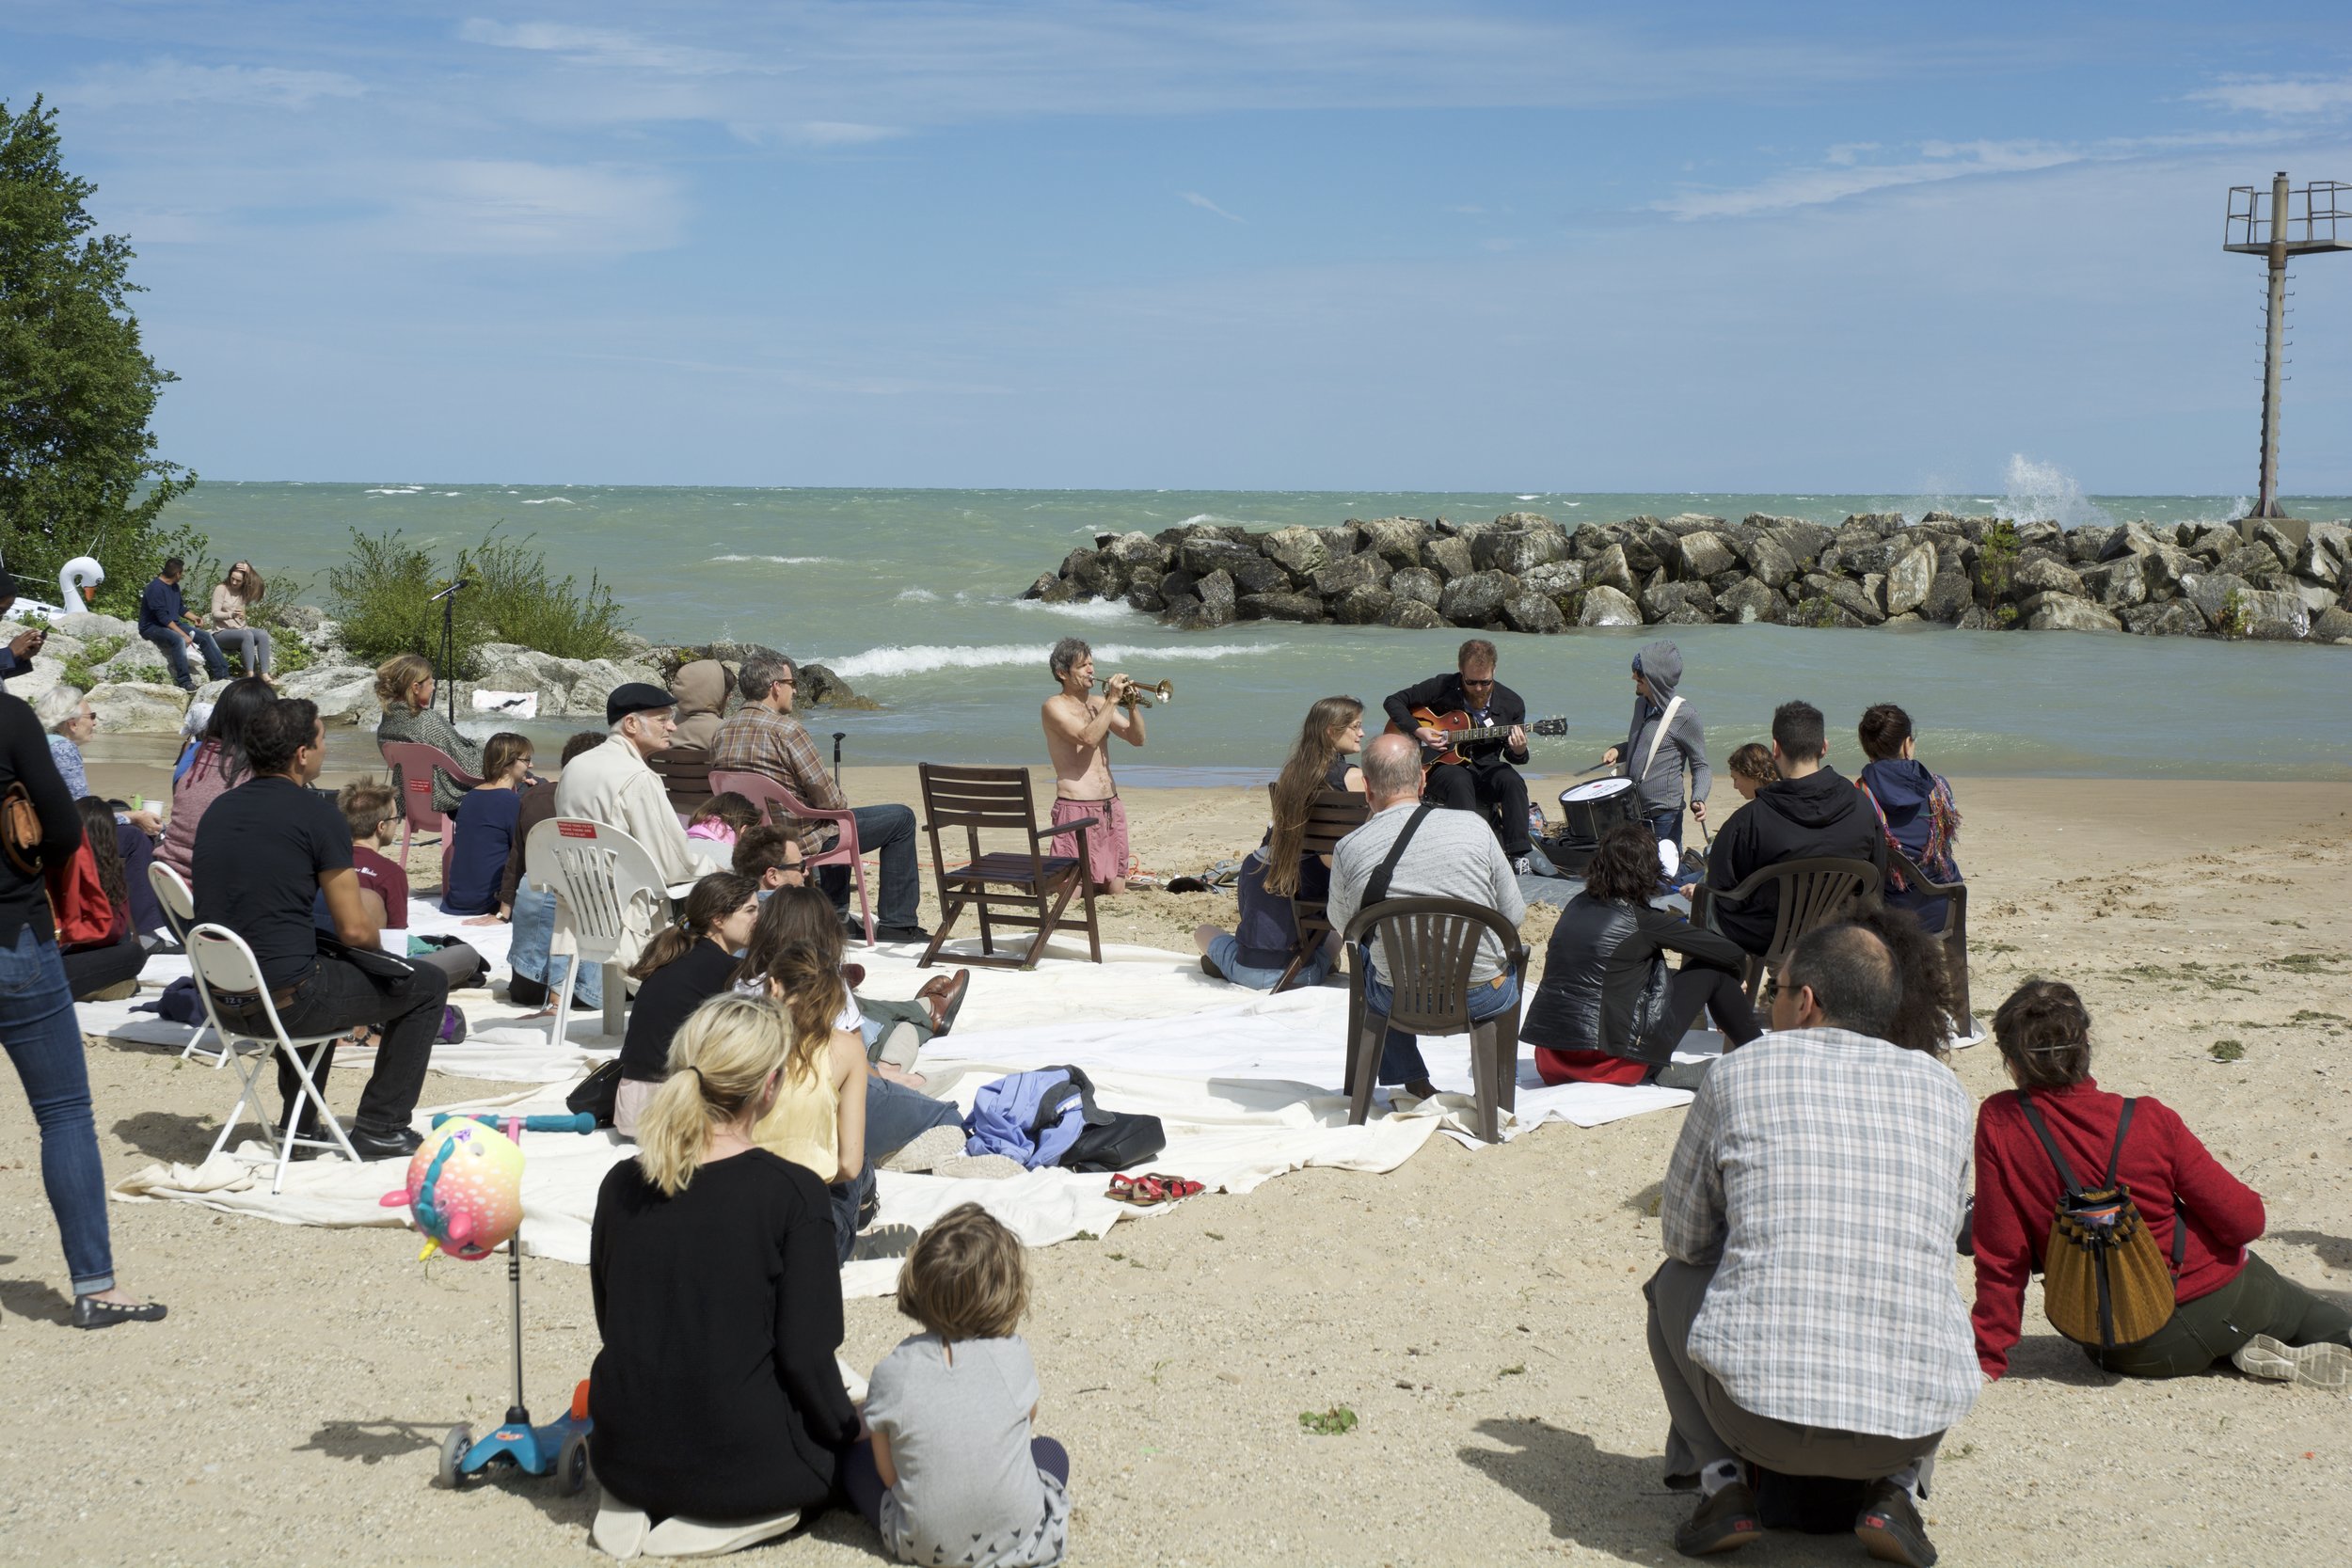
[845,1204,1070,1568]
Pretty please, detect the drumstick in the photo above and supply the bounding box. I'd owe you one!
[1573,760,1613,778]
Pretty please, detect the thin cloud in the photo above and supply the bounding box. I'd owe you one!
[57,59,366,111]
[382,160,687,255]
[1183,191,1245,223]
[2189,74,2352,119]
[456,19,752,77]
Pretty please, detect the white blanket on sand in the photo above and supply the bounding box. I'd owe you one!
[104,913,1697,1299]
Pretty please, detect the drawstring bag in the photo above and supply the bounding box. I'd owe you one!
[2019,1091,2185,1353]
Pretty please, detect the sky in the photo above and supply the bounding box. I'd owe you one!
[7,1,2352,493]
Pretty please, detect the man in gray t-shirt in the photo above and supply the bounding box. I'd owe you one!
[1327,733,1527,1098]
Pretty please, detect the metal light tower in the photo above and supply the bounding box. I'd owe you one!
[2224,172,2349,518]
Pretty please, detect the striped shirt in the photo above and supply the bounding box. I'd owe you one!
[1662,1025,1978,1440]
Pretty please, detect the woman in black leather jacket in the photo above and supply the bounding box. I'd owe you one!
[1523,822,1760,1086]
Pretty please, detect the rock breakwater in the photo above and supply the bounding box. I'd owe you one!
[1024,512,2352,644]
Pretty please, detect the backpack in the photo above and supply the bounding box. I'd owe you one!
[2018,1091,2185,1353]
[962,1066,1168,1173]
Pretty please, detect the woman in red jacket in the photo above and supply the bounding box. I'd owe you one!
[1973,979,2349,1386]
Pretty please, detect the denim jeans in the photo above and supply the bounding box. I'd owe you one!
[818,802,920,929]
[866,1073,961,1161]
[506,886,601,1009]
[1207,932,1335,991]
[0,926,116,1293]
[1360,966,1520,1085]
[142,626,230,689]
[220,954,448,1136]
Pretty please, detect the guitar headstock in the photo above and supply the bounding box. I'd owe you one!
[1530,718,1569,737]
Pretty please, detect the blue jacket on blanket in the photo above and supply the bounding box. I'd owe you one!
[963,1068,1099,1168]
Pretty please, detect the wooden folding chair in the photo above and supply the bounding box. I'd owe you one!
[915,765,1100,971]
[1691,855,1883,1005]
[1341,896,1529,1144]
[650,743,716,819]
[378,740,484,886]
[183,923,362,1193]
[709,768,875,946]
[1263,784,1369,993]
[1894,848,1972,1026]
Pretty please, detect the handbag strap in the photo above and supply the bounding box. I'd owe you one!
[2016,1088,2086,1196]
[1362,803,1436,911]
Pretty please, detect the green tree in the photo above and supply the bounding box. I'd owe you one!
[0,96,199,615]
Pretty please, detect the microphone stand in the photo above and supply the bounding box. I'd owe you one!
[431,578,470,727]
[831,732,846,786]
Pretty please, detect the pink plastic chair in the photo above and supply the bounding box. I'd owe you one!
[709,768,875,946]
[378,740,485,887]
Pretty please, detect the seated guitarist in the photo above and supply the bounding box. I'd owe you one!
[1382,638,1535,874]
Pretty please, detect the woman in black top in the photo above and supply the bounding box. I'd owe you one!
[1522,821,1760,1087]
[612,872,759,1137]
[590,992,858,1535]
[0,692,165,1328]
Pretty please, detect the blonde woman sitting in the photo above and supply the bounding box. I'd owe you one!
[587,993,860,1559]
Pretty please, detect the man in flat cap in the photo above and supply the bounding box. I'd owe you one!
[551,682,723,974]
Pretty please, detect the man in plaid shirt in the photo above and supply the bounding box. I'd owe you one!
[709,655,929,942]
[1648,923,1974,1566]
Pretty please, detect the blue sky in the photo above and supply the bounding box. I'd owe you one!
[8,1,2351,492]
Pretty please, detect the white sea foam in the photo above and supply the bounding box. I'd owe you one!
[1996,455,2111,530]
[521,497,576,505]
[896,588,941,602]
[713,553,829,564]
[1515,495,1541,501]
[364,486,425,495]
[1010,596,1139,623]
[825,641,1269,682]
[1176,512,1272,529]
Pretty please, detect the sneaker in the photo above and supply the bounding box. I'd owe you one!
[1673,1480,1761,1557]
[2233,1333,2352,1390]
[879,1124,966,1174]
[849,1223,917,1261]
[591,1498,650,1560]
[349,1125,426,1161]
[1512,854,1535,876]
[1854,1479,1937,1567]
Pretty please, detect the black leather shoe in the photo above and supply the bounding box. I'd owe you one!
[73,1295,168,1330]
[1854,1480,1936,1567]
[875,924,932,944]
[1675,1481,1762,1557]
[348,1125,425,1161]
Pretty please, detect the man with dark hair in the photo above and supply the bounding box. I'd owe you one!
[1647,921,1973,1565]
[712,655,928,942]
[193,698,446,1159]
[136,556,230,693]
[1701,699,1885,958]
[1381,637,1534,873]
[0,566,53,683]
[732,823,808,894]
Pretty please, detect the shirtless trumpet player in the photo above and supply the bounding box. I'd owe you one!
[1042,636,1147,895]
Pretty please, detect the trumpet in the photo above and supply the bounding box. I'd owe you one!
[1100,675,1174,706]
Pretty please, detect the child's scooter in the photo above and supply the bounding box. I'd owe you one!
[381,1110,600,1493]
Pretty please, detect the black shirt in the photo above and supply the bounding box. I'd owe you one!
[1381,672,1531,765]
[589,1150,857,1519]
[617,939,738,1083]
[191,776,354,989]
[0,693,83,947]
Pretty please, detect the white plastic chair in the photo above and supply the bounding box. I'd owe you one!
[183,923,362,1193]
[146,863,225,1067]
[522,816,680,1042]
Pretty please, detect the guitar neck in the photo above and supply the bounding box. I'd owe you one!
[1452,715,1564,744]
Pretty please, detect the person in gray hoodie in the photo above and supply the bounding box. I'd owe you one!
[1602,641,1710,851]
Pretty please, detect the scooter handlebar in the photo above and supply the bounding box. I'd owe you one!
[430,1111,598,1135]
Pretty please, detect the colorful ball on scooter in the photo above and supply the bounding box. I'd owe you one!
[379,1118,526,1260]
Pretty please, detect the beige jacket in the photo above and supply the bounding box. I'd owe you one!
[209,585,250,628]
[550,736,721,970]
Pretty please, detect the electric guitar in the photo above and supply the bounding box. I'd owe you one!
[1388,707,1569,768]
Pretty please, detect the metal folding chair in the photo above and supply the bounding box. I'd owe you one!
[144,862,227,1067]
[183,923,362,1193]
[708,768,875,946]
[521,816,679,1041]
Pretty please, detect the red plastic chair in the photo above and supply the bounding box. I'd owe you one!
[708,768,875,946]
[378,740,485,888]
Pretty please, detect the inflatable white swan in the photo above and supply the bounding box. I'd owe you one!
[5,556,106,619]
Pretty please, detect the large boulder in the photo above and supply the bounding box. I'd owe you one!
[1662,513,1728,536]
[1161,594,1221,632]
[1737,532,1799,589]
[1882,543,1936,616]
[1382,598,1447,630]
[1239,593,1326,624]
[1178,535,1260,579]
[2179,572,2251,632]
[1919,567,1975,625]
[87,681,191,734]
[1765,519,1835,564]
[2312,605,2352,643]
[2100,520,2167,562]
[1104,532,1173,574]
[2216,544,2280,580]
[2075,559,2147,609]
[281,664,383,725]
[1196,569,1237,622]
[1675,531,1738,581]
[1472,526,1568,577]
[2237,589,2312,641]
[1438,570,1518,626]
[1714,578,1778,624]
[2065,524,2116,563]
[2019,593,2122,633]
[2134,542,2193,594]
[2183,524,2237,562]
[1228,555,1289,597]
[2296,534,2343,588]
[1577,585,1643,627]
[1641,581,1715,623]
[1314,523,1364,561]
[1330,585,1396,625]
[2121,601,2207,638]
[1311,552,1389,599]
[1123,574,1166,613]
[2010,556,2085,597]
[53,611,136,641]
[1585,543,1637,597]
[1024,573,1076,604]
[1260,526,1327,578]
[1421,535,1473,580]
[1801,572,1885,626]
[1519,560,1584,601]
[1359,517,1427,565]
[1388,567,1443,609]
[1502,593,1566,635]
[1070,548,1128,599]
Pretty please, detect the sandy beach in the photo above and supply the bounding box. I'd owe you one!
[3,755,2347,1566]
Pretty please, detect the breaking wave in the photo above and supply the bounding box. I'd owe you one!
[824,641,1270,682]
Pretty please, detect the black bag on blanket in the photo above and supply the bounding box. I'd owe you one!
[1061,1108,1168,1174]
[567,1061,623,1128]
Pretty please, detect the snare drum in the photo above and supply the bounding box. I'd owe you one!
[1559,777,1641,847]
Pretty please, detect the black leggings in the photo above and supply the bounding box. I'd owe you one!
[1664,962,1762,1050]
[62,934,148,1000]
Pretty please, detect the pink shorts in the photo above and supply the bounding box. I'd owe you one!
[1051,796,1128,884]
